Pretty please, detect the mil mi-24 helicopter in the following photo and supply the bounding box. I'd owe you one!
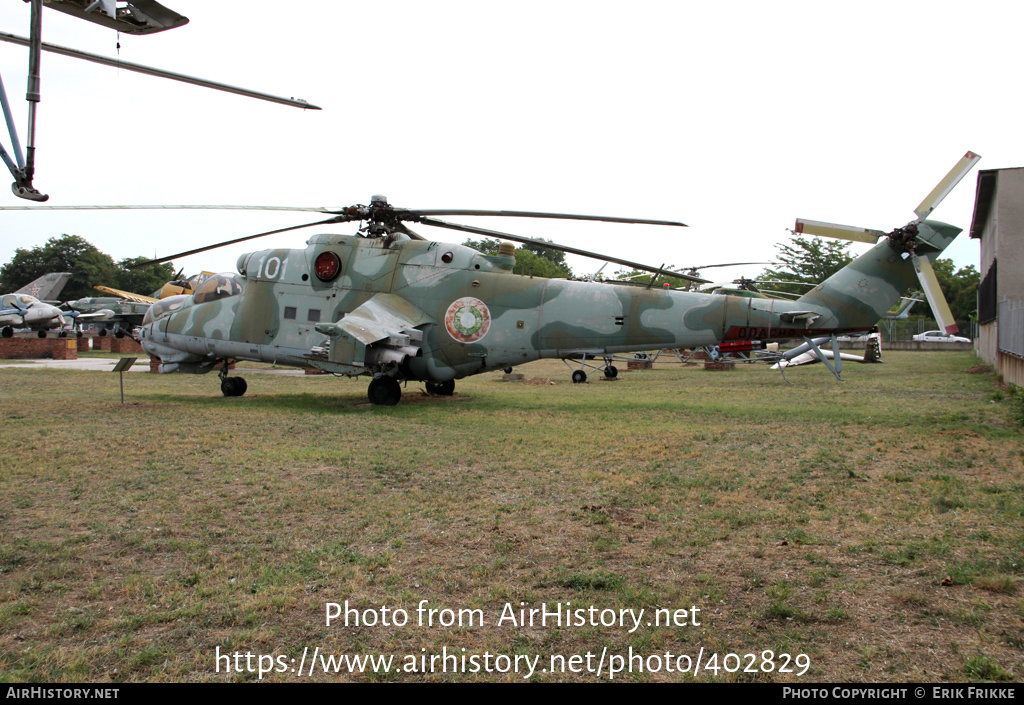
[8,152,978,404]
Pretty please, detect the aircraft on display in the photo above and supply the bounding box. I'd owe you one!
[0,292,65,336]
[1,152,977,403]
[0,272,72,336]
[0,0,318,201]
[130,152,977,403]
[59,272,215,337]
[63,293,154,338]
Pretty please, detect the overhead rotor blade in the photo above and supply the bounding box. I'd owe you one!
[130,215,348,268]
[0,204,342,212]
[912,253,958,334]
[416,217,709,284]
[686,261,774,271]
[0,32,320,110]
[914,151,982,220]
[794,219,885,244]
[402,209,687,228]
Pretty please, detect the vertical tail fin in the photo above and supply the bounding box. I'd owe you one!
[796,221,961,330]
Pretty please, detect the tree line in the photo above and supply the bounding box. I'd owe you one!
[0,235,177,301]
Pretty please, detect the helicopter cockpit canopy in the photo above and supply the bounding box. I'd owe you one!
[141,294,189,326]
[192,274,245,305]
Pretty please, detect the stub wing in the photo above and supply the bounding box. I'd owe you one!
[333,293,433,347]
[314,293,434,372]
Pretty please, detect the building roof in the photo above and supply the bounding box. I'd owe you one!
[969,169,998,239]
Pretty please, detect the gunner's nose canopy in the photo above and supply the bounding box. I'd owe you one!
[192,273,245,305]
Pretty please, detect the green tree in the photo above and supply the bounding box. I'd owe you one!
[759,235,853,296]
[463,238,572,278]
[111,257,177,297]
[0,235,176,301]
[0,235,118,300]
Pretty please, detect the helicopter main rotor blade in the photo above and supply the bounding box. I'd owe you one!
[687,261,774,270]
[417,217,709,284]
[914,151,981,221]
[403,209,687,228]
[0,32,321,110]
[130,216,347,268]
[0,204,344,212]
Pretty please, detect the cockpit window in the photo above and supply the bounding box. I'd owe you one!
[2,294,39,307]
[142,294,190,326]
[193,274,244,305]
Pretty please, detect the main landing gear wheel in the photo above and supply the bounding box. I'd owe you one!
[368,377,402,406]
[1,327,12,338]
[604,365,618,378]
[571,369,587,384]
[221,377,248,397]
[425,379,455,396]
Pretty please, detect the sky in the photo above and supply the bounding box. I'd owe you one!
[0,1,1020,285]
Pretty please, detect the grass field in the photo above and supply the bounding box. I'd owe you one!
[0,351,1021,682]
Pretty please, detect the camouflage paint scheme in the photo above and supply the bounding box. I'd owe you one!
[66,297,152,334]
[138,220,960,401]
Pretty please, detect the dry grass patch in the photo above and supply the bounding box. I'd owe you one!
[0,352,1021,682]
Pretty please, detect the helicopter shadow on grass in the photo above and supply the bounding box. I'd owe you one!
[133,387,474,414]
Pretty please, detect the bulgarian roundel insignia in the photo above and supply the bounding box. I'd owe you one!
[445,297,491,343]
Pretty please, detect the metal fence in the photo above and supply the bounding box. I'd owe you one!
[878,318,976,342]
[998,299,1024,358]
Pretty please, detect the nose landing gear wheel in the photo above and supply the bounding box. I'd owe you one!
[571,369,587,384]
[368,377,402,406]
[604,365,618,378]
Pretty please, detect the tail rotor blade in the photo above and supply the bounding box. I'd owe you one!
[912,253,958,334]
[914,151,982,220]
[794,219,885,244]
